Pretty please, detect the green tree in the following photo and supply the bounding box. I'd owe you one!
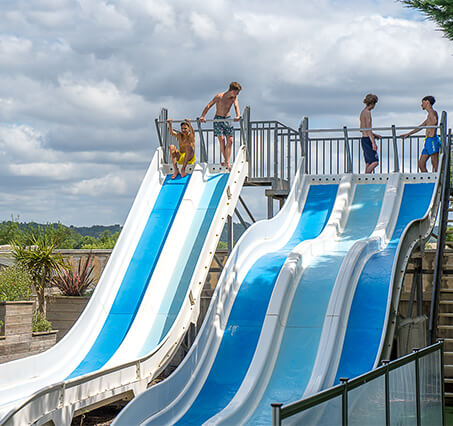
[400,1,453,41]
[10,230,68,315]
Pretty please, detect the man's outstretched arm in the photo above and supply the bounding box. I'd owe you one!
[166,119,179,137]
[401,119,427,138]
[200,96,217,122]
[233,97,241,121]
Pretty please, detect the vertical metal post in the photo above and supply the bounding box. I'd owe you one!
[382,360,390,426]
[227,215,233,255]
[440,340,445,426]
[302,117,309,174]
[343,127,352,173]
[196,118,208,163]
[414,348,421,426]
[159,108,168,163]
[416,258,423,317]
[243,106,252,177]
[271,403,282,426]
[392,124,400,172]
[154,118,164,149]
[340,377,349,426]
[440,111,447,151]
[274,125,279,186]
[267,196,274,219]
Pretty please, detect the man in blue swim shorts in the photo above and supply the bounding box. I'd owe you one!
[200,82,242,171]
[360,94,382,173]
[401,96,439,172]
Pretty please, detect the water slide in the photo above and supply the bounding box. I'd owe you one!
[0,146,248,425]
[113,164,441,425]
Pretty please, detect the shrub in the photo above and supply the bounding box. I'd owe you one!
[33,311,52,332]
[51,255,95,296]
[0,265,33,302]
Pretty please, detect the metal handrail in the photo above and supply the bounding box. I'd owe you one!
[429,126,453,344]
[301,125,441,134]
[272,341,444,425]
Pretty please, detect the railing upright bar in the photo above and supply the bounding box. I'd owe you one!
[287,130,291,187]
[414,349,421,426]
[344,126,352,173]
[340,377,349,426]
[440,339,445,426]
[274,127,278,184]
[271,403,282,426]
[159,108,168,163]
[154,118,164,149]
[392,125,399,172]
[383,360,390,426]
[302,117,309,174]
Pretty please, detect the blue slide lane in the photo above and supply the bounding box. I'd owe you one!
[138,173,229,356]
[175,184,339,425]
[334,183,434,383]
[67,174,191,379]
[248,184,385,424]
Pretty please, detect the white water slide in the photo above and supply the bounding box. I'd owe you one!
[0,146,248,425]
[113,156,441,425]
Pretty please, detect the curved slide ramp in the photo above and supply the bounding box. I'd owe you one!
[113,167,345,425]
[0,146,248,425]
[114,171,440,425]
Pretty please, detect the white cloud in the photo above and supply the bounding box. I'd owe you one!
[0,0,452,225]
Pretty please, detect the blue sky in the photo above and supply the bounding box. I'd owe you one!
[0,0,452,225]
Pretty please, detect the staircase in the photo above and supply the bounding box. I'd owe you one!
[436,196,453,401]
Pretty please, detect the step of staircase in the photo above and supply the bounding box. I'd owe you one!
[440,300,453,313]
[437,325,453,339]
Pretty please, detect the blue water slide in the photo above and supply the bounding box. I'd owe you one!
[334,182,435,383]
[173,184,339,425]
[67,174,191,379]
[138,173,229,355]
[246,183,386,424]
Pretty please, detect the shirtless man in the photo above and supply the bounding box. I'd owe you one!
[360,93,382,174]
[200,82,242,170]
[167,118,195,179]
[401,96,440,172]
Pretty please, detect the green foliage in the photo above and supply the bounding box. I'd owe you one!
[0,265,33,302]
[33,311,52,332]
[217,240,228,249]
[11,229,68,314]
[400,0,453,41]
[79,230,120,249]
[51,255,95,296]
[0,220,121,249]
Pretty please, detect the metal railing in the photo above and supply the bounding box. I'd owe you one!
[155,107,249,165]
[429,127,453,344]
[271,341,444,426]
[300,112,448,175]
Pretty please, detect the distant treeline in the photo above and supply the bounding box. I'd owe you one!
[0,220,122,249]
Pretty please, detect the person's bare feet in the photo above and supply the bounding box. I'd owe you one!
[180,168,187,178]
[221,161,226,167]
[171,170,179,179]
[227,163,232,172]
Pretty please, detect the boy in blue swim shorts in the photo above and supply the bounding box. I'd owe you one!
[360,94,382,173]
[401,96,439,172]
[200,82,242,171]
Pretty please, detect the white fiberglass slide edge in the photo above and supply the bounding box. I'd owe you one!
[112,158,313,425]
[207,174,356,425]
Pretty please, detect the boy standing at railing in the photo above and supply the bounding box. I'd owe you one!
[166,118,195,179]
[200,82,242,171]
[360,94,382,174]
[401,96,439,172]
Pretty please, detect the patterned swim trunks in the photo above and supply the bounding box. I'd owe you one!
[421,135,441,156]
[213,115,234,137]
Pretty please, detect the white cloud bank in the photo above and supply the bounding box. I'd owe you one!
[0,0,452,224]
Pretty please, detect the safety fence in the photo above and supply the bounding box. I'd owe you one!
[271,341,444,426]
[155,108,448,187]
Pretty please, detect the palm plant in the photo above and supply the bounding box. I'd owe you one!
[11,232,68,315]
[51,254,95,296]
